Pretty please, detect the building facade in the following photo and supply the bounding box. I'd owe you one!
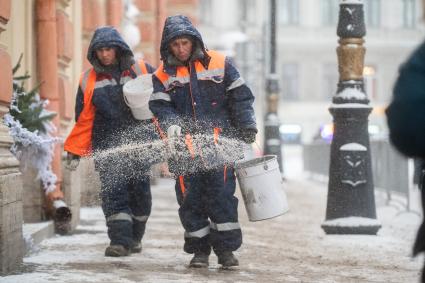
[198,0,425,143]
[0,0,199,273]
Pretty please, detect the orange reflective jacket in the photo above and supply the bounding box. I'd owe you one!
[154,50,225,92]
[64,60,149,156]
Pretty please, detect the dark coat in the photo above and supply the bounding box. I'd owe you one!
[386,41,425,159]
[75,26,156,152]
[149,15,257,135]
[386,40,425,257]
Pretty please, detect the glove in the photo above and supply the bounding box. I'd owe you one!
[239,128,257,144]
[65,152,80,171]
[167,125,182,139]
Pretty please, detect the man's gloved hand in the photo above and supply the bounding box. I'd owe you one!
[167,125,182,140]
[239,128,257,144]
[66,152,80,171]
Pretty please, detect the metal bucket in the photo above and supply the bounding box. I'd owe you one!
[235,155,289,221]
[123,74,154,120]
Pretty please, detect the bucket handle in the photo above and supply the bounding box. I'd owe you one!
[253,142,272,171]
[124,93,131,107]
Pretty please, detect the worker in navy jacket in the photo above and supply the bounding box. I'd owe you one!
[149,15,257,268]
[65,26,156,257]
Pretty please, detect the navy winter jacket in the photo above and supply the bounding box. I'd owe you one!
[74,26,155,152]
[149,15,257,136]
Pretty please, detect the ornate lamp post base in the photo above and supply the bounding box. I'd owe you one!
[322,1,380,235]
[323,104,381,235]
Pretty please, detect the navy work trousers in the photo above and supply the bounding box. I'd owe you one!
[175,166,242,255]
[99,170,152,249]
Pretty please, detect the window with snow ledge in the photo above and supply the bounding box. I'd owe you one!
[199,0,213,25]
[402,0,416,29]
[238,0,256,25]
[278,0,300,26]
[364,0,381,28]
[321,0,339,27]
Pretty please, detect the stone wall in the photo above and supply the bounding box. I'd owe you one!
[79,158,101,207]
[22,168,46,223]
[0,0,24,274]
[0,173,24,274]
[61,158,82,230]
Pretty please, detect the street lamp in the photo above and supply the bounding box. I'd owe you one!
[264,0,283,173]
[321,0,381,235]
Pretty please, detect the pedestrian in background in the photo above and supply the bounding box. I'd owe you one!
[64,26,157,257]
[386,38,425,283]
[149,15,258,268]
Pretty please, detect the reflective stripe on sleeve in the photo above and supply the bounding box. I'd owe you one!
[80,69,91,92]
[197,68,225,80]
[120,76,133,85]
[106,212,133,222]
[184,225,210,238]
[150,91,172,102]
[226,77,245,92]
[94,79,117,89]
[210,221,240,231]
[133,62,143,76]
[163,76,190,90]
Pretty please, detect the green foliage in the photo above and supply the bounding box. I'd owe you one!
[9,54,56,134]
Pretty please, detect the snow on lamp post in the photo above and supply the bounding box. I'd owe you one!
[321,0,381,235]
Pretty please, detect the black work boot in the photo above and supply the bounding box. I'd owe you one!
[217,251,239,268]
[131,242,142,253]
[189,252,209,268]
[105,245,130,257]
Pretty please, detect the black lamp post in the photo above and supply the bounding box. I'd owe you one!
[264,0,283,173]
[321,0,381,235]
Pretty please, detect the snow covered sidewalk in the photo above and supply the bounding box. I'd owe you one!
[1,175,422,283]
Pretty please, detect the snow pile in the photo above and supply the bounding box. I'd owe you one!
[3,87,61,194]
[336,87,367,100]
[340,142,367,151]
[340,0,363,5]
[322,216,381,227]
[330,103,371,108]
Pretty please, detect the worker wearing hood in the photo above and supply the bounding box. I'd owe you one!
[65,26,157,257]
[149,15,258,268]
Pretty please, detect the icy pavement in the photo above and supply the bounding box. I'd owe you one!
[2,146,423,283]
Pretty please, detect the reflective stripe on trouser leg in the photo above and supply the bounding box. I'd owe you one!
[132,214,149,244]
[99,169,134,249]
[183,225,211,255]
[175,175,212,255]
[128,177,152,243]
[107,212,133,222]
[106,212,133,248]
[184,225,210,238]
[210,221,240,231]
[204,167,242,253]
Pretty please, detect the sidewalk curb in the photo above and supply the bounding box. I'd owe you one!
[22,221,55,254]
